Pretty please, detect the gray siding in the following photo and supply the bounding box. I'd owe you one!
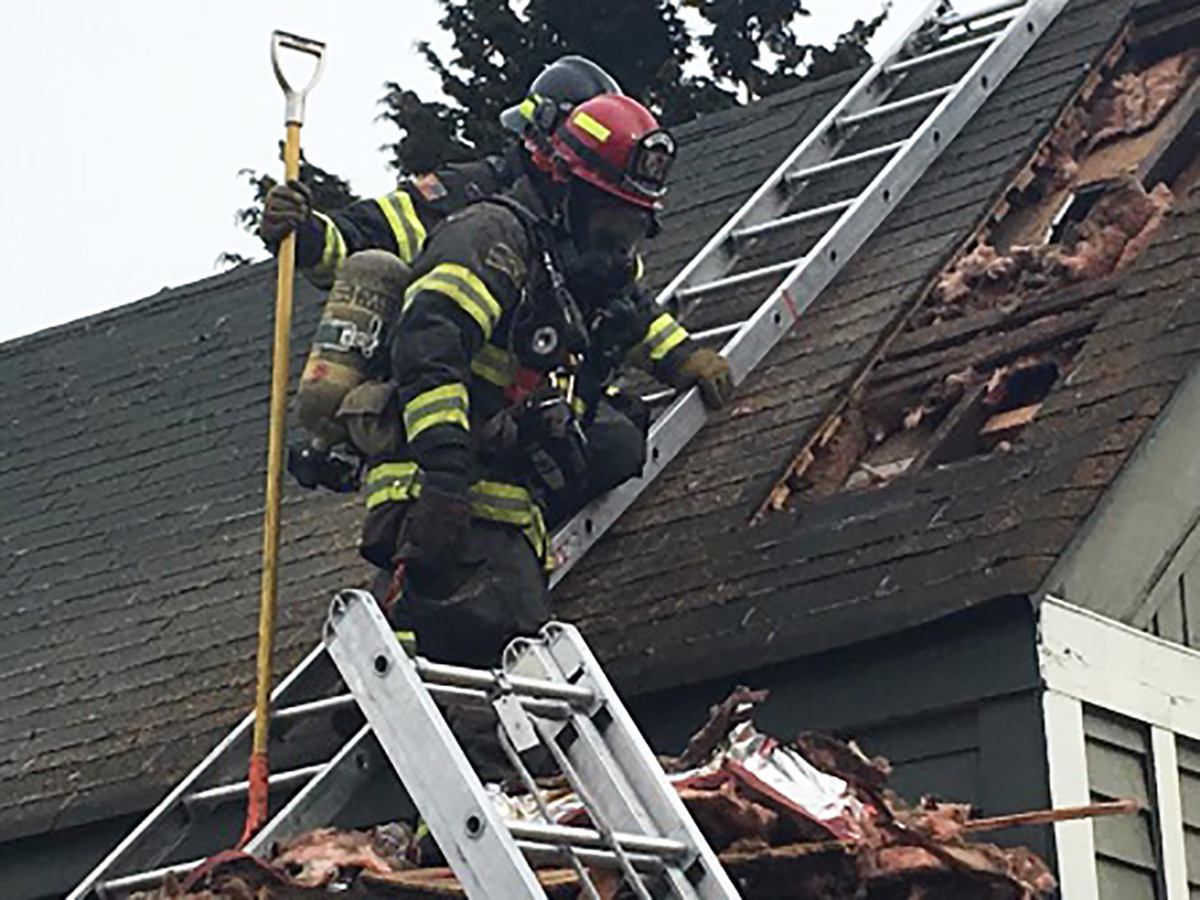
[630,599,1053,859]
[1179,736,1200,898]
[1150,542,1200,650]
[1084,707,1162,898]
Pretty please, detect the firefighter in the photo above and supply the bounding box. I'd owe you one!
[257,56,729,498]
[358,94,724,675]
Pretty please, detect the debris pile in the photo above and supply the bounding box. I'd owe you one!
[134,689,1060,900]
[921,175,1173,327]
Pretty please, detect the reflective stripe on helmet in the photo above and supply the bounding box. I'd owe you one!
[572,110,611,142]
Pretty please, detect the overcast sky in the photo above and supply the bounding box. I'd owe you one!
[1,0,943,343]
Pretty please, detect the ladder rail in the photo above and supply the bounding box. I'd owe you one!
[512,625,742,899]
[323,591,551,900]
[549,0,1068,585]
[243,724,381,855]
[67,643,329,900]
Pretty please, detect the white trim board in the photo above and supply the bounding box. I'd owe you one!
[1038,596,1200,741]
[1043,690,1100,900]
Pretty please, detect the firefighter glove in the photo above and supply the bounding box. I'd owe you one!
[259,179,313,251]
[406,471,472,566]
[668,347,733,410]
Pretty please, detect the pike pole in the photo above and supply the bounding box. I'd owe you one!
[240,30,326,847]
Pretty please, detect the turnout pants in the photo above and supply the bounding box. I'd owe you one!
[399,521,550,783]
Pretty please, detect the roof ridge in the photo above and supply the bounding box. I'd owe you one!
[0,260,274,355]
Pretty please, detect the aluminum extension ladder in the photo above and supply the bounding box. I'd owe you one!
[78,592,740,899]
[549,0,1067,583]
[69,0,1066,896]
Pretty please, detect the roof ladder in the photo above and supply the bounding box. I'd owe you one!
[67,0,1067,895]
[75,591,739,899]
[549,0,1068,583]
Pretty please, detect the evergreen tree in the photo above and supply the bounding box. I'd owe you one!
[380,0,887,174]
[230,0,886,254]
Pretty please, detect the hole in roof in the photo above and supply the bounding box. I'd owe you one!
[883,189,892,202]
[767,35,1200,515]
[981,75,990,89]
[651,446,661,462]
[933,130,942,144]
[1026,22,1035,34]
[584,518,594,535]
[773,310,782,325]
[830,250,839,263]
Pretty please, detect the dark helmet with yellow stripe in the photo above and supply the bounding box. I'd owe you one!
[500,55,623,138]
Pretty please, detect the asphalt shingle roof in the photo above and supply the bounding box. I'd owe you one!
[2,0,1192,847]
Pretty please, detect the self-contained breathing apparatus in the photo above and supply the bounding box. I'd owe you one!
[287,250,411,492]
[476,196,599,511]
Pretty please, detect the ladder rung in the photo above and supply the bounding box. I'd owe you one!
[509,821,689,858]
[415,658,594,706]
[838,84,955,127]
[99,859,204,895]
[273,693,356,722]
[641,388,676,405]
[888,32,997,73]
[786,140,907,184]
[431,683,574,719]
[692,321,746,342]
[184,762,326,806]
[734,197,855,241]
[676,256,806,301]
[516,840,665,874]
[938,0,1024,29]
[276,686,573,723]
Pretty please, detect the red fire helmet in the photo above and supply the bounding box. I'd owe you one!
[536,94,677,210]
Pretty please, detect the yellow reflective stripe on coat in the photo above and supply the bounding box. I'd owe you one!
[470,342,518,388]
[374,191,428,264]
[364,463,547,562]
[305,212,348,288]
[643,312,689,362]
[364,461,420,510]
[405,264,503,339]
[471,480,549,565]
[403,383,469,442]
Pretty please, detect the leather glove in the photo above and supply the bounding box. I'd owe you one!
[258,179,313,251]
[405,471,472,566]
[667,347,733,410]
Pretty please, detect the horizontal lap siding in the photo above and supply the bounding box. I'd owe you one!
[1085,707,1163,899]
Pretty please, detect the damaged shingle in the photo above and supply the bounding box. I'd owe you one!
[780,40,1198,505]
